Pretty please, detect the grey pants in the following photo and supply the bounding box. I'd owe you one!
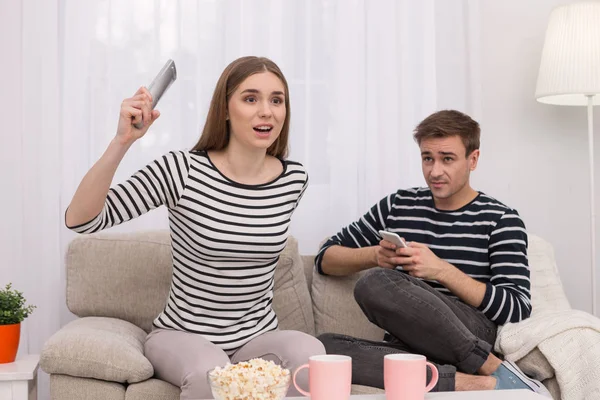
[145,328,326,400]
[318,268,497,392]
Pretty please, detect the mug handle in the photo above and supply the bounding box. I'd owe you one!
[293,364,310,396]
[425,362,439,392]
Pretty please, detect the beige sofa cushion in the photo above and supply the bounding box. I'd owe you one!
[66,231,172,333]
[272,236,316,335]
[301,255,315,291]
[50,374,126,400]
[527,233,571,313]
[126,379,180,400]
[312,268,384,341]
[41,317,153,384]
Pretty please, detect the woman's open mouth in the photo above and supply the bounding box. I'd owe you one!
[253,125,273,137]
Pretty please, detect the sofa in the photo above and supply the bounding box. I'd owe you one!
[40,231,386,400]
[40,230,569,399]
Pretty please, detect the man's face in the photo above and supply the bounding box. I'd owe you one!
[420,136,479,201]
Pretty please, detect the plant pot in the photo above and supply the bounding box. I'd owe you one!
[0,323,21,364]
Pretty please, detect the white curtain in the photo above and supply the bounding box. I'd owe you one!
[1,1,62,398]
[0,1,480,398]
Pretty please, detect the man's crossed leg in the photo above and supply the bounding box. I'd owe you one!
[318,268,551,396]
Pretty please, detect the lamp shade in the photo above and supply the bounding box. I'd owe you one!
[535,1,600,106]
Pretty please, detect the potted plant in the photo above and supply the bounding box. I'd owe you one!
[0,283,36,363]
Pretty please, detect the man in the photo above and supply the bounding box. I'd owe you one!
[316,110,551,396]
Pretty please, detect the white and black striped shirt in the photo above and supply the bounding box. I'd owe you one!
[315,187,531,325]
[68,150,309,353]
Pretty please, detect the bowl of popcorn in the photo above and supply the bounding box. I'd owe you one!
[207,358,291,400]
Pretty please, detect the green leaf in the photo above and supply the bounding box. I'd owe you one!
[0,283,36,325]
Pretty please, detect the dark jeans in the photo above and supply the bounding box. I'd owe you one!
[318,268,497,392]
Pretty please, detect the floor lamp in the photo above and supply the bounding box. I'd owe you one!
[535,2,600,315]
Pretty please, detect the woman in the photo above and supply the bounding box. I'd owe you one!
[65,56,325,399]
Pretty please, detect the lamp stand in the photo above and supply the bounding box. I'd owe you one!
[588,94,597,316]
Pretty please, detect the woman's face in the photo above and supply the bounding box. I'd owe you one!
[227,71,286,152]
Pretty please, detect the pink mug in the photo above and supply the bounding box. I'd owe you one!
[384,354,438,400]
[293,355,352,400]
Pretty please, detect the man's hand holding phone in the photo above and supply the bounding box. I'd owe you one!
[374,230,451,280]
[393,240,454,281]
[374,230,410,269]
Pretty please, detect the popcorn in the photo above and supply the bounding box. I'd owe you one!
[208,358,291,400]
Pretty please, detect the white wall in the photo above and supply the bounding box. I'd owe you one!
[475,0,600,313]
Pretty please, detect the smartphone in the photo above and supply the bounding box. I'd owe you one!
[133,59,177,129]
[378,230,408,248]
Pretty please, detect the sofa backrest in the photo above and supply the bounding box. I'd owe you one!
[310,266,385,340]
[301,254,385,341]
[65,230,569,340]
[527,233,571,314]
[65,231,315,335]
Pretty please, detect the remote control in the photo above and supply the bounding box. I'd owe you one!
[133,59,177,129]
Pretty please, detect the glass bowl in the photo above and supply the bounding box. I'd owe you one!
[207,367,291,400]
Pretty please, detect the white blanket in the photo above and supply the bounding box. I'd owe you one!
[495,308,600,399]
[493,235,600,400]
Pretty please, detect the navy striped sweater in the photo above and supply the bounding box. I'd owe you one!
[315,187,531,325]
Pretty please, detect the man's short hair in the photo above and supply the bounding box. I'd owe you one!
[413,110,480,156]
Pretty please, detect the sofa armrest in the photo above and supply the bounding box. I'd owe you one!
[41,316,154,384]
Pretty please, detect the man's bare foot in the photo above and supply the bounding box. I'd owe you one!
[455,372,496,391]
[477,353,503,376]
